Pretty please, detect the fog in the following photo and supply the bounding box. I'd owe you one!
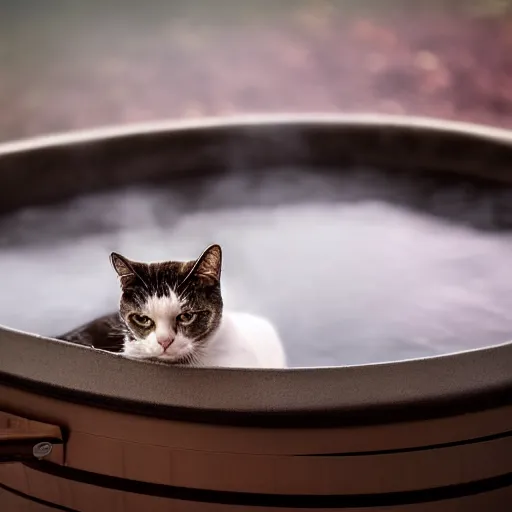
[1,166,512,367]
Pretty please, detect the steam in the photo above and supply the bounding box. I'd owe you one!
[1,166,512,367]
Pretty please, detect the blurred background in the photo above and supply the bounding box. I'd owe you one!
[2,0,512,366]
[1,0,512,142]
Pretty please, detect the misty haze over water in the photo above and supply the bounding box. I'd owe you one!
[1,165,512,367]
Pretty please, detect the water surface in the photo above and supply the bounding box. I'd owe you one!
[1,166,512,367]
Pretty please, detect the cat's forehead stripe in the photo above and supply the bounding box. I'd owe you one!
[142,290,183,320]
[127,261,195,298]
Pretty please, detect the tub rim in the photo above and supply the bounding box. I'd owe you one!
[0,113,511,152]
[0,114,511,427]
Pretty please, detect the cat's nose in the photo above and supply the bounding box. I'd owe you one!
[157,337,174,350]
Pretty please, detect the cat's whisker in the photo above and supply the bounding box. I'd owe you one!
[182,351,197,366]
[177,280,194,302]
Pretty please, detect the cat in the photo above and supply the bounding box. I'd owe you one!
[58,244,287,368]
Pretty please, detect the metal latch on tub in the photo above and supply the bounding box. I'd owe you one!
[0,411,63,464]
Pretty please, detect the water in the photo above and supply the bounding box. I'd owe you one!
[1,166,512,367]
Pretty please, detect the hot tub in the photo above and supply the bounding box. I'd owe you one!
[0,115,511,511]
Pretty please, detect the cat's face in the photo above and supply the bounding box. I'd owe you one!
[110,245,223,364]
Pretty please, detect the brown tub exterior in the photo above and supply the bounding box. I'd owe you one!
[0,115,512,511]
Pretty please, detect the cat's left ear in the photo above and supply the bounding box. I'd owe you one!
[189,244,222,285]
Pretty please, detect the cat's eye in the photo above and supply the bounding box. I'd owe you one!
[176,312,196,325]
[130,314,154,328]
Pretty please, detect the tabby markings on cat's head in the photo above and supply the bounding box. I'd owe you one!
[109,245,223,364]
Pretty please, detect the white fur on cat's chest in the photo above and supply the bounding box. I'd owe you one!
[202,311,286,368]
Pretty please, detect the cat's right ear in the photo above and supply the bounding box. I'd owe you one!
[110,252,136,279]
